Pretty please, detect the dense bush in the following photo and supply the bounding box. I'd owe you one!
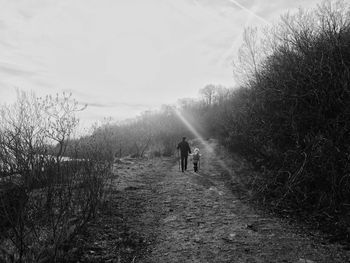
[219,0,350,218]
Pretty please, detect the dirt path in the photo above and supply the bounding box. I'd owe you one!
[69,141,350,263]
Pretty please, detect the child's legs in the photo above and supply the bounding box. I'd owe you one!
[193,161,198,171]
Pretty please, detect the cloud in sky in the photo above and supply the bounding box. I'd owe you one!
[0,0,320,125]
[0,62,35,77]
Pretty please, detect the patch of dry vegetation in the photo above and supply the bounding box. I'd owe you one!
[0,91,111,262]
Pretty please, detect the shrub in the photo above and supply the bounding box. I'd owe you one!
[222,0,350,217]
[0,91,110,262]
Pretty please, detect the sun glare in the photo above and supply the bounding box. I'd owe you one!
[174,108,233,175]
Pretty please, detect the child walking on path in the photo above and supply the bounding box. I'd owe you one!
[192,148,201,172]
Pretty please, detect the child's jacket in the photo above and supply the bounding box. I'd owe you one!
[192,153,200,163]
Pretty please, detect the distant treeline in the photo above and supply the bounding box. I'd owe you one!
[65,83,232,160]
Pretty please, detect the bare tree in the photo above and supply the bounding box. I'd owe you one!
[233,27,263,85]
[199,85,216,106]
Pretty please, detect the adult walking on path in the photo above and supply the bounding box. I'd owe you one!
[177,137,191,172]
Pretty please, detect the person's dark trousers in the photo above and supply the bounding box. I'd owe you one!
[181,155,188,172]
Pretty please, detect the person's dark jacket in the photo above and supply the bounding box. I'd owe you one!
[177,141,191,156]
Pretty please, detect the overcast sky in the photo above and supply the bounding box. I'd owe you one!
[0,0,320,126]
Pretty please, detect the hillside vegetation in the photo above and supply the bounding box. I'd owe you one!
[223,0,350,223]
[208,0,350,236]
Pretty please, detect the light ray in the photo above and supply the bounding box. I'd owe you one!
[174,108,233,175]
